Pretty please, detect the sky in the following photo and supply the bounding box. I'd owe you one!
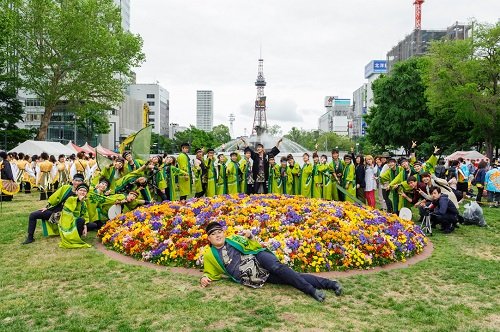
[130,0,500,138]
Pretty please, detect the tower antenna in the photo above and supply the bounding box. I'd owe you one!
[252,56,267,137]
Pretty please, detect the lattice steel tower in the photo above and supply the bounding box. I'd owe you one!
[252,58,268,136]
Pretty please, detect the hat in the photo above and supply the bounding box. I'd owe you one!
[343,154,352,160]
[122,151,131,158]
[413,161,422,166]
[381,152,391,158]
[76,183,89,192]
[206,222,223,236]
[73,173,85,181]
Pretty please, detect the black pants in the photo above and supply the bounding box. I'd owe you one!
[27,209,54,238]
[430,213,457,231]
[156,189,168,202]
[76,218,85,236]
[179,195,187,201]
[86,220,104,231]
[476,186,484,202]
[195,191,205,198]
[246,184,254,195]
[356,187,366,203]
[255,251,337,296]
[382,189,392,212]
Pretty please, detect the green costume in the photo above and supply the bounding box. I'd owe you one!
[341,163,356,202]
[312,163,327,199]
[389,166,416,210]
[300,163,313,198]
[58,196,91,249]
[216,163,228,196]
[193,161,203,195]
[177,153,192,197]
[289,162,300,195]
[239,159,251,194]
[380,166,402,213]
[113,167,145,194]
[226,160,241,194]
[268,164,281,194]
[164,165,187,201]
[101,166,127,193]
[124,159,145,175]
[205,158,217,197]
[41,185,74,237]
[322,165,333,200]
[328,159,343,201]
[202,235,268,282]
[279,165,294,195]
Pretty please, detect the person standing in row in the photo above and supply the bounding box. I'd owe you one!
[177,143,192,201]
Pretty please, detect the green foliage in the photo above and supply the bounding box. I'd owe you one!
[151,133,174,154]
[75,103,112,143]
[211,124,231,144]
[423,21,500,158]
[285,127,352,151]
[7,0,145,141]
[172,125,231,153]
[365,57,432,153]
[267,124,283,136]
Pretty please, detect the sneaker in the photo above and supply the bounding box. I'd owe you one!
[312,289,326,302]
[22,238,35,245]
[330,281,343,296]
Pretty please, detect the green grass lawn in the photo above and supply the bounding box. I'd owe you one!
[0,193,498,332]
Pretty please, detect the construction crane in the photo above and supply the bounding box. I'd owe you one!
[414,0,424,30]
[142,102,150,128]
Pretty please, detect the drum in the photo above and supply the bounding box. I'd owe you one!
[108,204,122,220]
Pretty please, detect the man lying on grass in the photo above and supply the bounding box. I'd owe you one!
[200,222,342,302]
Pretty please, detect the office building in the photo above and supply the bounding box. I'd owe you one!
[318,97,351,136]
[128,83,170,136]
[196,90,213,132]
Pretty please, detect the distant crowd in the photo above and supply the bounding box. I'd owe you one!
[0,139,499,246]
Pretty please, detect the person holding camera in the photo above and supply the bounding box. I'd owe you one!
[427,186,459,234]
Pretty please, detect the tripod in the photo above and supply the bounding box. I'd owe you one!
[421,213,432,236]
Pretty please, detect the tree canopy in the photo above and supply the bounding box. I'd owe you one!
[423,21,500,158]
[6,0,145,141]
[364,57,432,154]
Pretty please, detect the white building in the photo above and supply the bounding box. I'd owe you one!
[318,97,351,136]
[169,123,188,139]
[196,90,213,132]
[128,84,170,136]
[352,84,367,138]
[113,0,130,31]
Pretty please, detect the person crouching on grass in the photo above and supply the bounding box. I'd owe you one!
[200,222,342,302]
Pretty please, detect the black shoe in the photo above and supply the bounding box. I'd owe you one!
[22,237,35,245]
[331,281,343,296]
[312,289,326,302]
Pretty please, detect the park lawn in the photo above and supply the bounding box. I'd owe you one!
[0,193,498,332]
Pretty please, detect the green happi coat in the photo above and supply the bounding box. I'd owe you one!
[41,185,75,237]
[268,164,281,194]
[58,196,91,249]
[389,166,416,210]
[193,161,203,195]
[341,162,356,202]
[216,163,228,196]
[239,159,251,194]
[124,159,145,175]
[86,188,109,222]
[380,166,402,213]
[322,166,333,200]
[226,160,241,194]
[101,166,127,193]
[312,163,327,199]
[328,159,344,201]
[177,153,192,197]
[113,167,145,194]
[164,165,187,201]
[205,158,217,197]
[280,165,294,195]
[202,235,268,282]
[300,163,313,198]
[288,162,300,195]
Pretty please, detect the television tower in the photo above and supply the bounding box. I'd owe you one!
[414,0,424,54]
[228,113,235,138]
[252,56,268,136]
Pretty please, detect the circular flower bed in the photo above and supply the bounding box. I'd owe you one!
[98,194,428,272]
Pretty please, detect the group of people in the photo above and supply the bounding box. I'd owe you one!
[2,140,499,302]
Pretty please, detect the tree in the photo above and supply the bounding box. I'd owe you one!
[211,124,231,145]
[7,0,144,141]
[0,7,36,150]
[365,57,433,153]
[316,132,352,152]
[151,133,174,154]
[267,124,282,136]
[424,21,500,159]
[284,127,320,151]
[173,126,217,152]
